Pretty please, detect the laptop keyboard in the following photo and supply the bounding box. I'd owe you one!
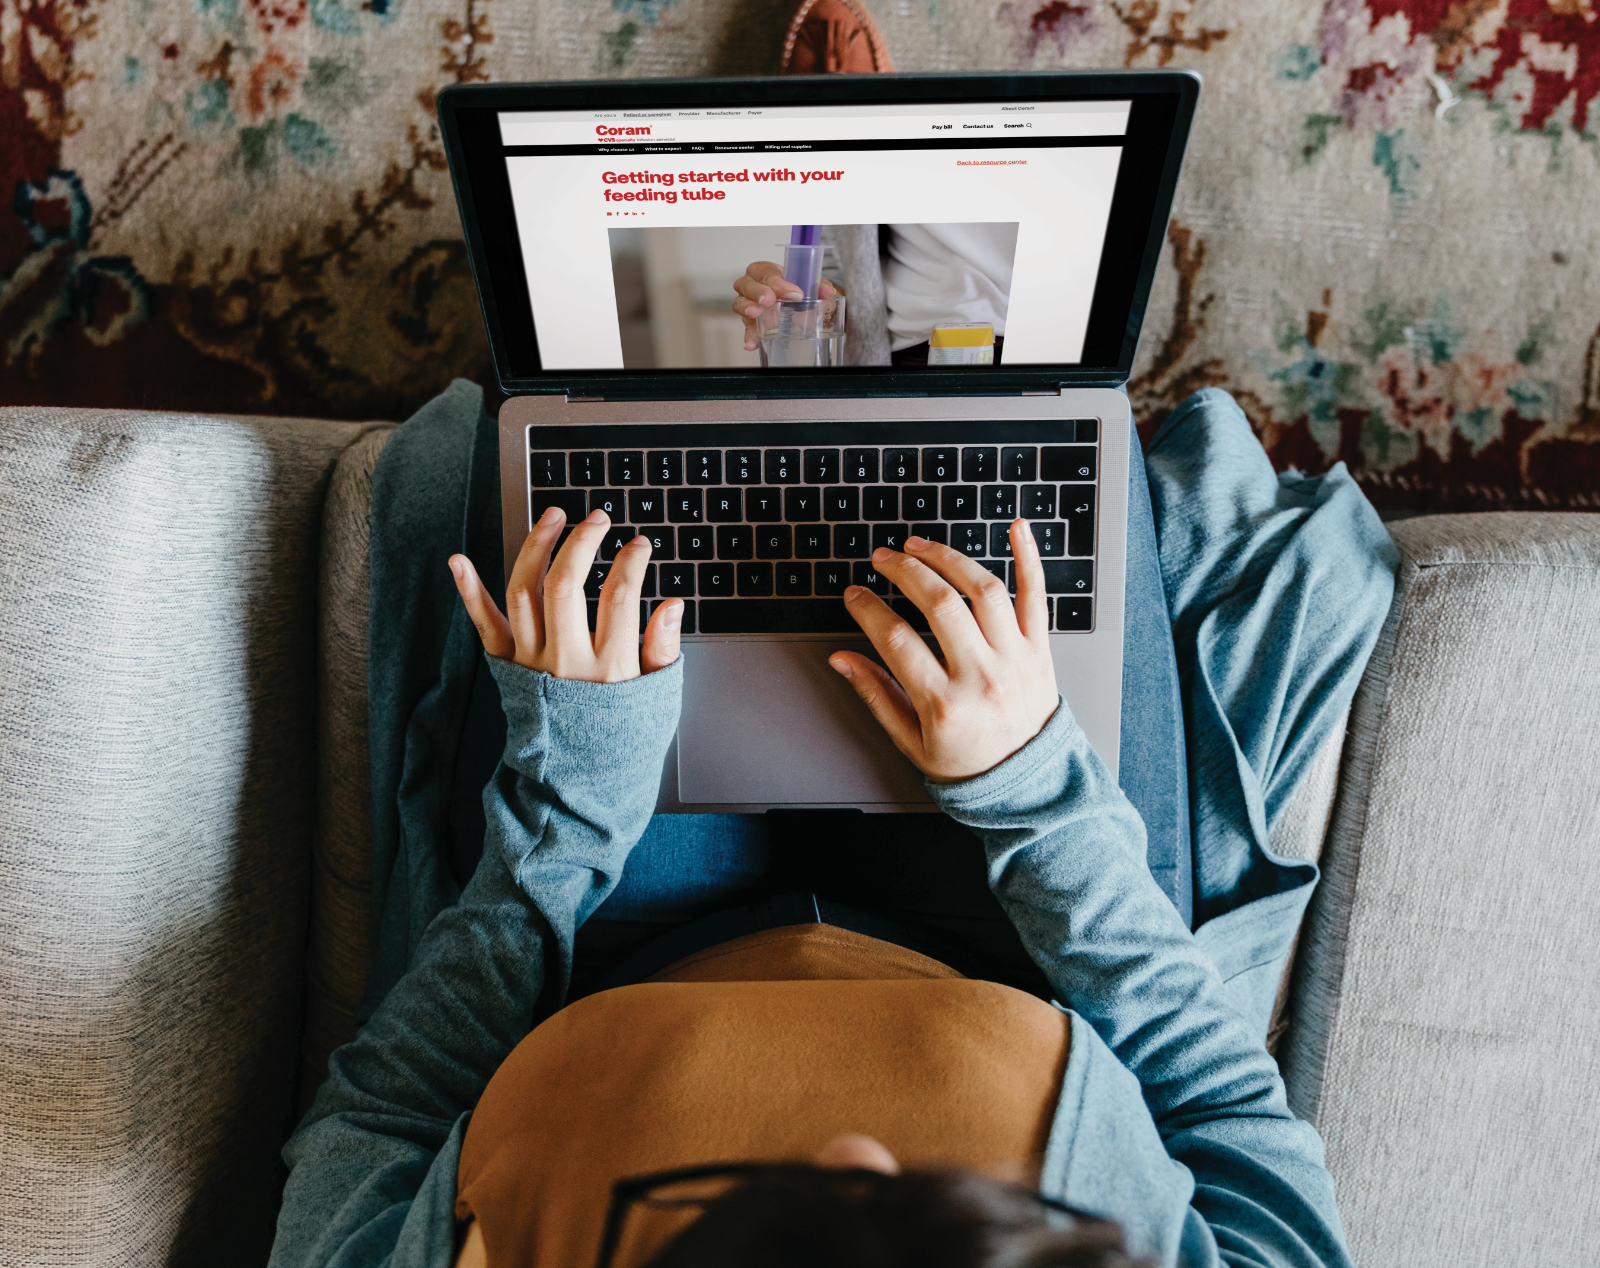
[525,421,1098,636]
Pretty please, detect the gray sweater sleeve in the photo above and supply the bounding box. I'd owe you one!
[269,657,682,1268]
[929,702,1353,1268]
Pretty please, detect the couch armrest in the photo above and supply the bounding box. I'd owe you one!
[0,406,372,1266]
[1281,512,1600,1268]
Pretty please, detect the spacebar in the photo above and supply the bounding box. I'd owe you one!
[695,599,859,634]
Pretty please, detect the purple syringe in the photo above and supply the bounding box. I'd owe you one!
[784,224,823,300]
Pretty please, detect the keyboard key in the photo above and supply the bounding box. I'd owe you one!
[1000,446,1037,482]
[882,448,918,482]
[727,451,762,484]
[686,450,722,484]
[570,451,606,486]
[717,525,753,560]
[989,522,1015,559]
[961,447,997,483]
[698,562,736,596]
[951,524,987,557]
[765,449,801,484]
[584,562,610,598]
[737,562,773,596]
[658,562,695,597]
[706,488,742,522]
[1042,445,1096,482]
[981,485,1017,520]
[647,451,683,485]
[599,526,637,560]
[1040,560,1094,594]
[843,448,879,483]
[852,562,890,594]
[910,523,947,545]
[1074,419,1098,443]
[637,527,674,559]
[890,597,931,633]
[776,562,811,595]
[667,489,703,523]
[921,447,958,482]
[803,449,839,484]
[608,451,644,486]
[1020,484,1056,518]
[745,488,783,522]
[756,525,792,559]
[531,490,587,524]
[861,487,899,521]
[979,561,1007,585]
[1063,485,1095,556]
[1055,596,1093,631]
[697,599,855,633]
[628,489,665,523]
[814,562,851,595]
[941,485,979,520]
[677,526,715,560]
[794,526,831,558]
[833,524,871,558]
[872,524,908,553]
[784,487,821,521]
[586,599,598,631]
[590,489,627,520]
[824,487,859,521]
[900,485,937,520]
[640,563,657,598]
[1029,522,1065,557]
[530,452,566,487]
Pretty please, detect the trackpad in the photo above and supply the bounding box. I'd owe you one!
[678,640,931,806]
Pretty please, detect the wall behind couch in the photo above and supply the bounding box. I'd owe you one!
[2,0,1596,512]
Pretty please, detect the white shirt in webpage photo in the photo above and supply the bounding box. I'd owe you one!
[882,223,1018,352]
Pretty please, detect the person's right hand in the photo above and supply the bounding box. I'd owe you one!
[731,260,841,351]
[449,506,681,683]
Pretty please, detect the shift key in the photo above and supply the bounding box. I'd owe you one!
[1010,559,1094,594]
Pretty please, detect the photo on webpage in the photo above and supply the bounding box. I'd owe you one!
[609,223,1019,371]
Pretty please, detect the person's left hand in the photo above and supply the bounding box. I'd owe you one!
[829,521,1059,783]
[449,505,681,682]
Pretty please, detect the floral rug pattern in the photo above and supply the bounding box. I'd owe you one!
[2,0,1596,510]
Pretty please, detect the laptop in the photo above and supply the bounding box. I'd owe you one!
[437,70,1198,813]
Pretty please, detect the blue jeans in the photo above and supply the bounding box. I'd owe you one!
[572,429,1191,996]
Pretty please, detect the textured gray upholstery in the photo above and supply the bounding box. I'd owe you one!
[0,407,372,1267]
[1282,512,1600,1268]
[301,426,394,1112]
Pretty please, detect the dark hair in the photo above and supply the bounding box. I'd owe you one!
[639,1167,1156,1268]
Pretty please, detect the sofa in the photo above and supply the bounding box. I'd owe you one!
[1,403,1596,1267]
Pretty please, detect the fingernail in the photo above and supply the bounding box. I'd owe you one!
[449,557,464,580]
[586,509,607,524]
[538,506,561,525]
[843,585,863,601]
[830,656,852,679]
[663,601,683,629]
[904,535,926,550]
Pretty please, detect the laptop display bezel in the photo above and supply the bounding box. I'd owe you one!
[438,70,1199,400]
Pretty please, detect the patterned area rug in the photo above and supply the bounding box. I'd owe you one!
[3,0,1597,510]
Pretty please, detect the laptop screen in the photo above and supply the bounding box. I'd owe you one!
[441,74,1196,396]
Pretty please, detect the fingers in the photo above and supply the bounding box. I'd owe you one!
[868,544,990,665]
[641,598,683,674]
[594,533,651,675]
[544,510,610,662]
[1009,519,1051,643]
[449,553,515,661]
[732,263,798,315]
[841,584,945,708]
[902,536,1024,652]
[828,651,923,760]
[505,504,567,652]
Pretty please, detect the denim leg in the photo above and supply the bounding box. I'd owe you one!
[1117,434,1194,927]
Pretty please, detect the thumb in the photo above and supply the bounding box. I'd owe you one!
[829,653,923,764]
[641,598,682,674]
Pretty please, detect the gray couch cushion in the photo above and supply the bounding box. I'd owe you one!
[0,407,372,1266]
[301,426,394,1112]
[1282,512,1600,1268]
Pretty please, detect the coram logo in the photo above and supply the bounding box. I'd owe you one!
[597,125,652,136]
